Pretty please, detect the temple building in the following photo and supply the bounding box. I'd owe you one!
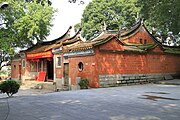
[11,20,180,90]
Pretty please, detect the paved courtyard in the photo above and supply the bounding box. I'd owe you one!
[1,84,180,120]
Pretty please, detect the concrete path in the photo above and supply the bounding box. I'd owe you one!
[0,96,9,120]
[1,83,180,120]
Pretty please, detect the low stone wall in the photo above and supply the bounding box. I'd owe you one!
[99,73,174,87]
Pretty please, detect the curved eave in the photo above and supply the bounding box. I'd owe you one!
[21,26,72,53]
[120,20,142,39]
[62,28,82,45]
[53,26,72,44]
[143,24,163,46]
[93,35,119,47]
[67,28,82,40]
[41,26,72,45]
[163,46,180,55]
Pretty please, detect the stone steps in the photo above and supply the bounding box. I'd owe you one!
[23,81,55,91]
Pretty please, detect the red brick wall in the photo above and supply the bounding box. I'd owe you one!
[54,54,63,78]
[68,55,98,87]
[58,27,180,88]
[96,50,180,75]
[56,68,63,78]
[147,54,180,73]
[99,38,124,50]
[67,40,180,88]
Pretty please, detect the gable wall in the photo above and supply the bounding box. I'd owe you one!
[122,27,155,44]
[98,37,124,51]
[149,45,164,53]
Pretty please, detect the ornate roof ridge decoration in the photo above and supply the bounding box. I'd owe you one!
[91,20,145,42]
[91,30,117,42]
[54,26,72,44]
[62,28,83,45]
[39,26,72,45]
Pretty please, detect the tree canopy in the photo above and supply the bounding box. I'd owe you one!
[77,0,179,40]
[79,0,139,39]
[138,0,180,36]
[0,0,56,70]
[0,0,56,47]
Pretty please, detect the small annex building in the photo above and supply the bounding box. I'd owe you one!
[11,26,72,87]
[11,20,180,89]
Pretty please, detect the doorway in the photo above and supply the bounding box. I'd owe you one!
[63,63,69,86]
[47,59,54,80]
[19,65,21,80]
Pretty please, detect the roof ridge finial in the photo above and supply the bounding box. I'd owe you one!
[103,21,107,31]
[135,12,140,21]
[67,26,72,38]
[141,18,144,25]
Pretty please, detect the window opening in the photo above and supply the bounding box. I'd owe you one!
[144,39,147,44]
[140,38,143,44]
[56,56,62,67]
[78,62,83,71]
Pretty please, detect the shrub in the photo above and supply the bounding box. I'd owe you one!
[78,78,89,89]
[0,80,20,97]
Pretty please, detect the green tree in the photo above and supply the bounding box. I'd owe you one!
[138,0,180,36]
[78,0,140,39]
[25,0,52,6]
[0,80,20,97]
[0,0,56,70]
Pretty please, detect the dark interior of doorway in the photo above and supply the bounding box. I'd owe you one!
[47,60,54,81]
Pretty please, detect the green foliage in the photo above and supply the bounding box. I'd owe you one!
[25,0,52,6]
[138,0,180,35]
[78,0,179,40]
[74,23,81,32]
[0,0,56,70]
[78,78,89,89]
[0,0,56,47]
[79,0,140,39]
[0,80,20,97]
[0,68,11,76]
[0,49,14,71]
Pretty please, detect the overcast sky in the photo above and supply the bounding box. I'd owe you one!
[47,0,92,40]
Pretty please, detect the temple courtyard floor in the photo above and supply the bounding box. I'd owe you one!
[1,81,180,120]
